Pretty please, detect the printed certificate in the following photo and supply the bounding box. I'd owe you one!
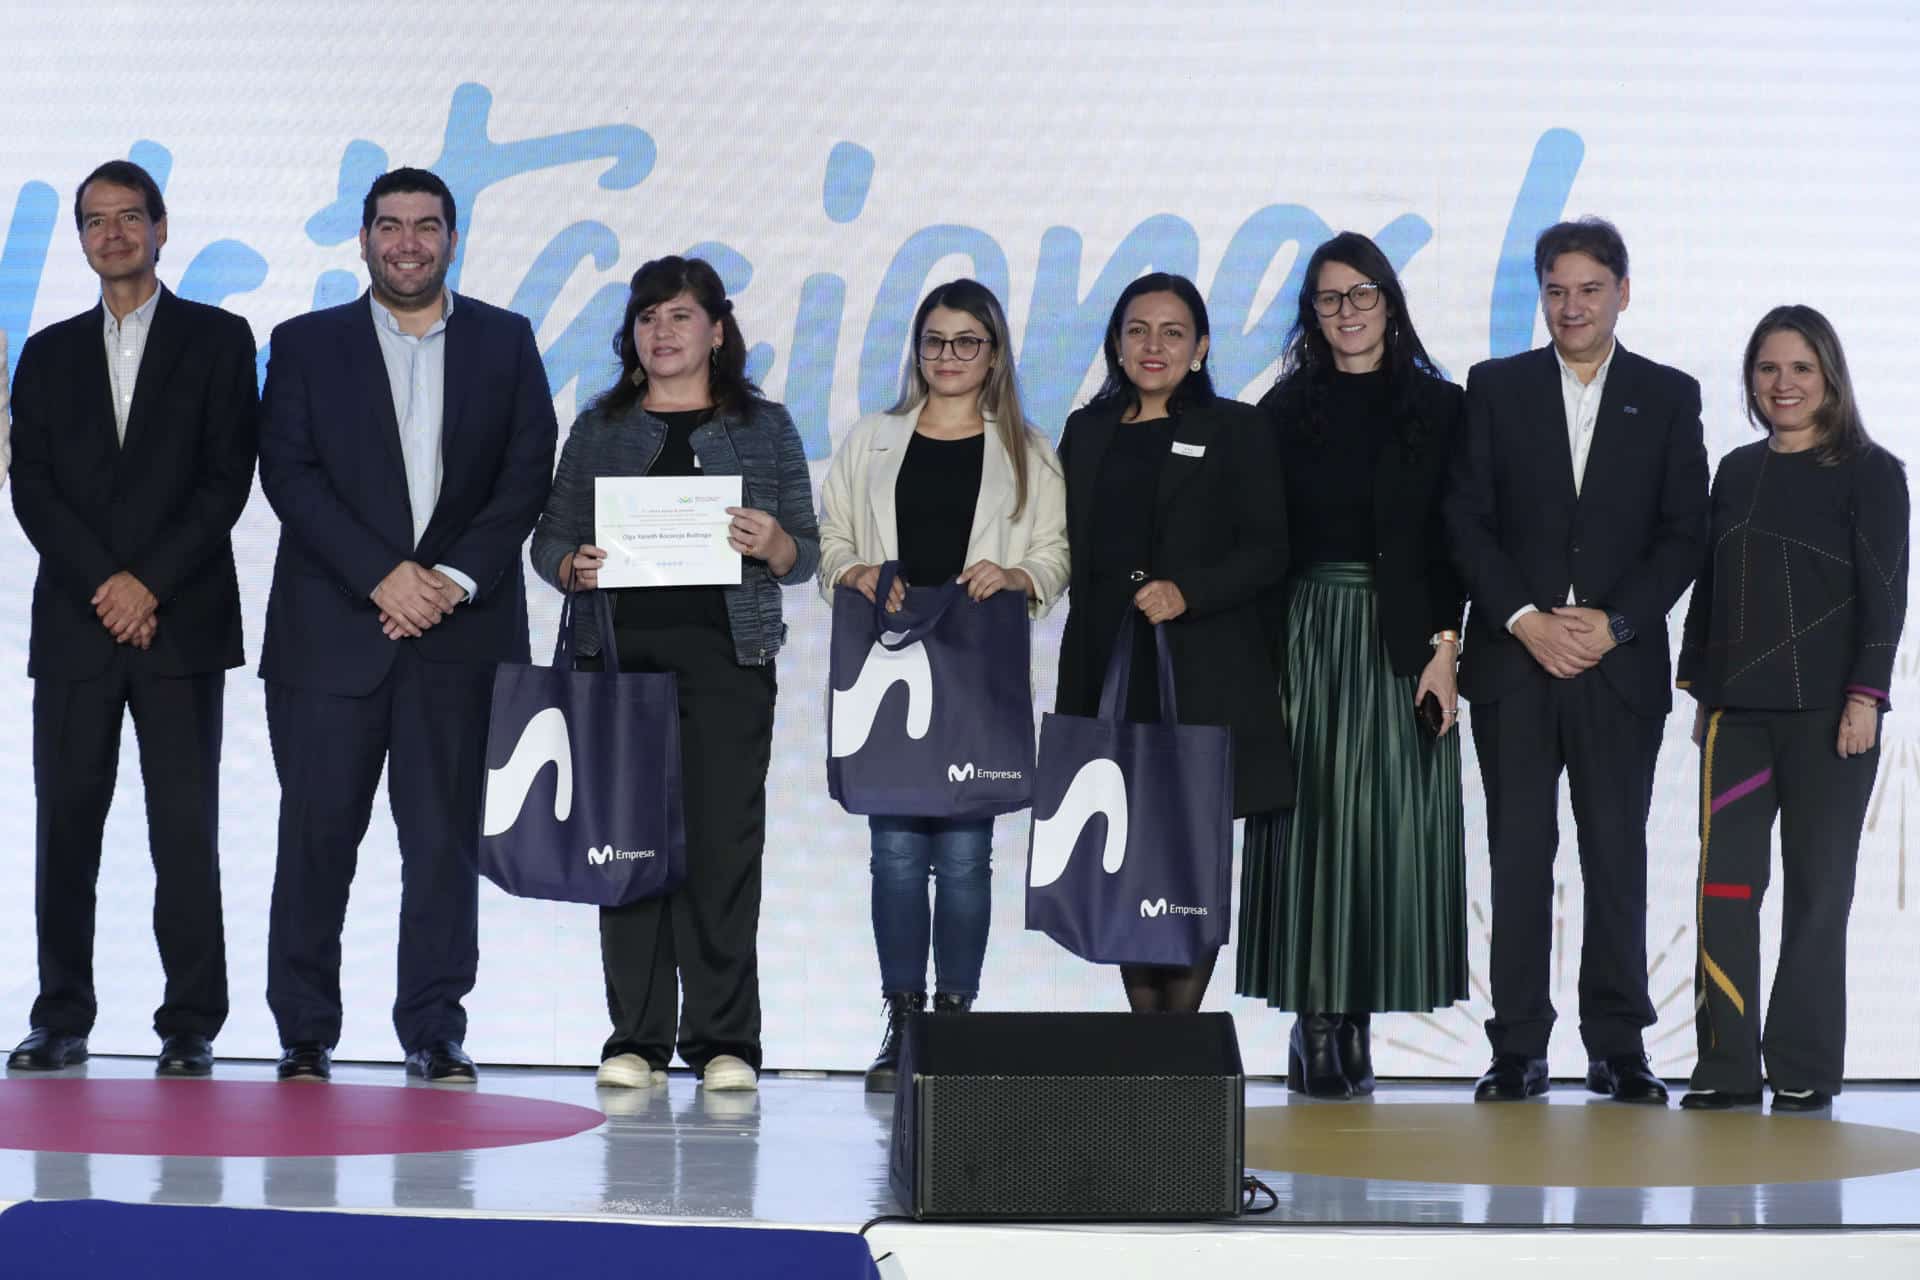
[593,475,742,588]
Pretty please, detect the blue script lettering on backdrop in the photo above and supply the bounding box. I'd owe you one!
[0,83,1582,442]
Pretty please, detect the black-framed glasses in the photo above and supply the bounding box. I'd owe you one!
[1311,282,1383,316]
[918,334,992,362]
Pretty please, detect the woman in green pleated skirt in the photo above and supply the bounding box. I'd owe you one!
[1237,233,1468,1097]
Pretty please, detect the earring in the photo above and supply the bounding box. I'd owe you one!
[1189,359,1202,372]
[629,366,646,386]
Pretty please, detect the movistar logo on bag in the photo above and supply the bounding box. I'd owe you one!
[1140,897,1207,918]
[588,845,656,866]
[483,707,572,837]
[831,635,930,757]
[1028,758,1128,887]
[948,761,1024,783]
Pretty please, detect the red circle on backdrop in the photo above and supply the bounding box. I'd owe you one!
[0,1080,605,1157]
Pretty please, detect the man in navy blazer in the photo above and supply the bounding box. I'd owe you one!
[258,167,557,1083]
[7,160,258,1077]
[1447,218,1708,1106]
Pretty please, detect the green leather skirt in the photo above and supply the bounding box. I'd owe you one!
[1235,562,1467,1013]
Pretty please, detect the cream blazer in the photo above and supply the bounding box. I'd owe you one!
[817,407,1069,617]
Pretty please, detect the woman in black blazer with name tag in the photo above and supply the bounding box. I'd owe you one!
[1055,272,1292,1014]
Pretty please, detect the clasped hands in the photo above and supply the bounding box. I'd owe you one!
[375,561,467,640]
[93,571,158,650]
[1514,606,1615,679]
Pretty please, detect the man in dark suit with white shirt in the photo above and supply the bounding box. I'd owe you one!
[1446,217,1708,1104]
[257,167,556,1084]
[7,159,258,1076]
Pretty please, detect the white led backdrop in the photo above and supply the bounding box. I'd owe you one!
[2,1,1916,1078]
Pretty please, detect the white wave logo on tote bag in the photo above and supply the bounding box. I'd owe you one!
[1027,758,1128,888]
[830,633,931,757]
[483,707,573,837]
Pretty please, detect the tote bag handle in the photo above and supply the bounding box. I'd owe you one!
[1095,614,1179,724]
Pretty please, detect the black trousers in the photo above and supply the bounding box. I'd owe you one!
[264,644,493,1052]
[592,624,776,1074]
[1469,668,1664,1059]
[1692,707,1877,1096]
[30,655,228,1040]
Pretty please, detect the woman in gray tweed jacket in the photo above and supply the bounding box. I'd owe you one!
[530,256,818,1094]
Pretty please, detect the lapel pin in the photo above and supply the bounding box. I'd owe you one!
[1623,405,1639,415]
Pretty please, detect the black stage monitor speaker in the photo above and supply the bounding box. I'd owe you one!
[889,1010,1244,1221]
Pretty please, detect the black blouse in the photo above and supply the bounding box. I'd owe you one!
[1678,440,1909,710]
[612,407,731,635]
[894,430,984,586]
[1280,367,1394,563]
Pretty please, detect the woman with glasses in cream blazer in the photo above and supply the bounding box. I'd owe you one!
[818,278,1068,1092]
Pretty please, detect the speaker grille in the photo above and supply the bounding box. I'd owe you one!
[917,1072,1241,1219]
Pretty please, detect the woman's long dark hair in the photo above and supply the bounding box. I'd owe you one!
[1089,272,1215,418]
[591,255,760,416]
[1742,304,1879,466]
[1270,231,1441,454]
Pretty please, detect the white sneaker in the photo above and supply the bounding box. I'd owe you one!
[596,1053,667,1088]
[701,1053,758,1091]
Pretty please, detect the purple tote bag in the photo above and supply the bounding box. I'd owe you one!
[478,590,685,906]
[1024,617,1233,966]
[827,562,1034,818]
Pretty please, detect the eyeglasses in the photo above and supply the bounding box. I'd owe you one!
[1311,282,1383,317]
[918,334,991,362]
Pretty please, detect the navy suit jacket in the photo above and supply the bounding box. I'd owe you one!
[9,287,257,680]
[1445,343,1708,717]
[258,292,558,696]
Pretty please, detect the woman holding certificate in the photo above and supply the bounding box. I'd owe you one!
[530,255,819,1094]
[817,278,1069,1092]
[1054,272,1291,1015]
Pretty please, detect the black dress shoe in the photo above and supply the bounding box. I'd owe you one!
[1771,1088,1833,1113]
[405,1040,476,1083]
[1679,1088,1763,1110]
[1585,1053,1669,1104]
[1287,1014,1352,1099]
[1335,1013,1375,1095]
[7,1028,88,1071]
[1473,1054,1549,1101]
[276,1042,332,1082]
[156,1033,214,1077]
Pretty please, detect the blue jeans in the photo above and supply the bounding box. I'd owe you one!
[869,816,993,997]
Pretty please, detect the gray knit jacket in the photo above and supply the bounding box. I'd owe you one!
[530,395,820,666]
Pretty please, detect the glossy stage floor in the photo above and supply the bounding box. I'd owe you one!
[2,1057,1917,1278]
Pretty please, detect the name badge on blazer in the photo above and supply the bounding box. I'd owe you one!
[1170,441,1206,459]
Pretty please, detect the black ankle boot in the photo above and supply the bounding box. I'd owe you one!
[932,993,973,1013]
[1335,1012,1375,1095]
[864,991,925,1094]
[1287,1013,1352,1099]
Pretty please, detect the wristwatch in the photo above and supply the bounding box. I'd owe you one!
[1429,629,1461,649]
[1607,612,1635,644]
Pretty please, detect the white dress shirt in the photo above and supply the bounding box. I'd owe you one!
[369,293,477,602]
[1506,339,1617,631]
[104,285,163,444]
